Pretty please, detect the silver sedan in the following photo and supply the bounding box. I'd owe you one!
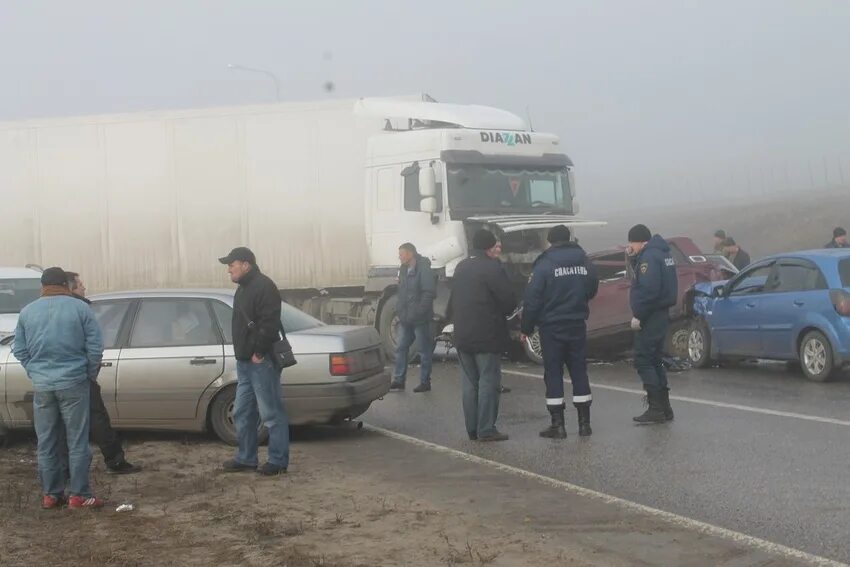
[0,289,389,444]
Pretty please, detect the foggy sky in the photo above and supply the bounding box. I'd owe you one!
[1,0,848,214]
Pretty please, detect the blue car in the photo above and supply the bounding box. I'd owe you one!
[688,249,850,381]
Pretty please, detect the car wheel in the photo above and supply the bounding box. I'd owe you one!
[522,331,544,365]
[665,320,691,358]
[687,320,713,368]
[209,387,269,446]
[799,330,835,382]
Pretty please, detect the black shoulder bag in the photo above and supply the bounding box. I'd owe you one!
[239,306,297,371]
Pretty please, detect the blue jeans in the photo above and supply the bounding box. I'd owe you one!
[34,381,92,498]
[392,322,433,386]
[458,351,502,438]
[233,359,290,468]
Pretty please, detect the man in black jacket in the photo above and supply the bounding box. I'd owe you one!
[522,226,599,439]
[450,230,517,442]
[825,227,849,249]
[219,247,289,476]
[390,243,437,393]
[65,271,141,474]
[722,238,751,271]
[627,225,678,425]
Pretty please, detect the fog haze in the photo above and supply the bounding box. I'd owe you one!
[1,0,848,214]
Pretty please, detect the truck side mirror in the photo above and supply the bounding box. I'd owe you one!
[420,197,437,214]
[419,165,437,214]
[419,166,436,199]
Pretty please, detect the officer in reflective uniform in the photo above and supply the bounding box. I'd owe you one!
[627,224,678,424]
[522,225,599,438]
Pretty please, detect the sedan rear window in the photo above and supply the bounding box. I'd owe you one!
[840,259,850,288]
[211,301,324,344]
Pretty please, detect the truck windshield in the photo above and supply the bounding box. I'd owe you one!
[447,165,573,214]
[0,278,42,314]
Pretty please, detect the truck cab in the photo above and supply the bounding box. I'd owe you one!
[355,99,603,357]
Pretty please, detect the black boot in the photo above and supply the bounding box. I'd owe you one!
[662,388,674,421]
[574,402,592,437]
[633,390,667,425]
[540,405,567,439]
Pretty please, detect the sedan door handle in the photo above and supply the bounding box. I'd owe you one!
[100,361,113,368]
[745,303,757,309]
[793,300,805,307]
[190,358,218,366]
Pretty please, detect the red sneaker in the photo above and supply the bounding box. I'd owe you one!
[68,496,107,509]
[42,495,65,510]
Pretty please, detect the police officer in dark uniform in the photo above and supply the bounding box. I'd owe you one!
[522,225,599,438]
[627,224,678,424]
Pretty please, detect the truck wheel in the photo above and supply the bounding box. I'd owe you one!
[378,295,419,363]
[209,386,269,446]
[665,320,691,358]
[799,330,835,382]
[522,331,544,365]
[687,320,713,368]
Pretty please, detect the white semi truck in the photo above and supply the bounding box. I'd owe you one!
[0,94,601,358]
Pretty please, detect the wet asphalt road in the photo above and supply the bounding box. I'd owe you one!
[363,357,850,564]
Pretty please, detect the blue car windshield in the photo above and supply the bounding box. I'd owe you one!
[733,274,768,295]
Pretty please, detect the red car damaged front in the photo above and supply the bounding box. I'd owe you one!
[520,237,732,363]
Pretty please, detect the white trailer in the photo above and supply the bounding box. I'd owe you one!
[0,95,601,357]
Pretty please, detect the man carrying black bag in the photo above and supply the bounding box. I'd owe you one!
[219,247,290,476]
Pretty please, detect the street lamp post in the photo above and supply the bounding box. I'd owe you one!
[227,63,281,102]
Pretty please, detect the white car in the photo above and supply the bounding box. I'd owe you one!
[0,267,43,340]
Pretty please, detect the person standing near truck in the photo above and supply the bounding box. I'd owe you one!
[450,229,517,441]
[390,243,436,393]
[522,225,599,438]
[627,225,678,425]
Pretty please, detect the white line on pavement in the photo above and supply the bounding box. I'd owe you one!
[367,424,848,567]
[503,369,850,428]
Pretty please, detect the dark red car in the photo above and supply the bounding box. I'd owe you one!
[522,236,734,363]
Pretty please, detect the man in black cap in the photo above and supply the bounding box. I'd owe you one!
[722,237,751,271]
[825,227,849,249]
[450,229,517,442]
[522,225,599,438]
[219,247,290,476]
[627,225,678,424]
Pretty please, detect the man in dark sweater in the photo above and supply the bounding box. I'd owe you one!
[450,230,517,442]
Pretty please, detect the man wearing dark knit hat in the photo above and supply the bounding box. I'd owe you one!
[825,227,848,249]
[522,225,599,438]
[627,225,678,424]
[450,229,517,442]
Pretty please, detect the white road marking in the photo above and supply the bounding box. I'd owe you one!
[367,424,848,567]
[503,369,850,428]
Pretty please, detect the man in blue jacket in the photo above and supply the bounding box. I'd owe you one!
[522,225,599,438]
[627,225,678,424]
[13,267,105,508]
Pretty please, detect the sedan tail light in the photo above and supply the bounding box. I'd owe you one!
[829,289,850,316]
[330,354,360,376]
